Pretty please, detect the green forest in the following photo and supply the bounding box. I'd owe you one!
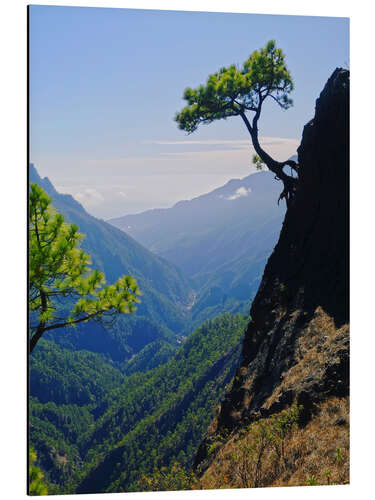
[30,313,248,494]
[28,168,257,495]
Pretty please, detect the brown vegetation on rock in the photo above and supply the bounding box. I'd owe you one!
[200,398,349,488]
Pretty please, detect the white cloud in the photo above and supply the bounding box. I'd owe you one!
[75,188,104,206]
[225,186,252,200]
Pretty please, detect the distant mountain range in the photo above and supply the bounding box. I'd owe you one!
[109,170,286,325]
[30,164,286,352]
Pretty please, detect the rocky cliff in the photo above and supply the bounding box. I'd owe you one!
[194,68,349,488]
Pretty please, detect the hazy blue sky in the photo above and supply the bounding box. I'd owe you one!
[29,6,349,218]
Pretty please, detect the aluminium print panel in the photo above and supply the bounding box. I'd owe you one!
[28,4,349,495]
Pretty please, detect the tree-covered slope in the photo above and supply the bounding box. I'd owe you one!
[41,313,177,363]
[74,313,248,494]
[30,314,248,494]
[30,340,126,406]
[29,339,127,489]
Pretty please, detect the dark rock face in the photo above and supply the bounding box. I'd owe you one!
[195,68,349,468]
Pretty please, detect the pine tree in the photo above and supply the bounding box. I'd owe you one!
[175,40,299,205]
[29,183,141,353]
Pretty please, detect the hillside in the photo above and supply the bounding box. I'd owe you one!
[29,164,193,359]
[29,314,248,494]
[109,171,285,324]
[194,68,349,488]
[29,340,127,486]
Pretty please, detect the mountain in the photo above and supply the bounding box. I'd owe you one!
[29,164,194,360]
[109,171,286,323]
[28,166,280,492]
[194,69,349,488]
[29,314,248,493]
[30,163,286,340]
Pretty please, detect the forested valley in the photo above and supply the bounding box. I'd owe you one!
[29,166,279,494]
[30,314,248,493]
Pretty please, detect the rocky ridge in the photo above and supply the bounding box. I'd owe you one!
[194,68,349,486]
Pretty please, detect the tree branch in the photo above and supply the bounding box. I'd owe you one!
[29,312,99,354]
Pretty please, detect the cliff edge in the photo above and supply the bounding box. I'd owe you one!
[195,68,349,488]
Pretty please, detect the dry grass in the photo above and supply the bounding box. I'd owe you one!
[280,397,349,486]
[200,397,349,489]
[199,306,349,491]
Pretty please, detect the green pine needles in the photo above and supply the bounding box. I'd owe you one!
[29,184,141,353]
[175,40,299,206]
[175,40,293,133]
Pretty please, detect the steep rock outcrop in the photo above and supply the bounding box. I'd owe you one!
[195,68,349,474]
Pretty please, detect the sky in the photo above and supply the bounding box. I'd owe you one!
[29,5,349,218]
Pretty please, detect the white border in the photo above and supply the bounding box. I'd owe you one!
[1,1,373,499]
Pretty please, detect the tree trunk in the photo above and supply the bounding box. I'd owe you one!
[29,325,45,354]
[240,112,298,207]
[29,289,47,354]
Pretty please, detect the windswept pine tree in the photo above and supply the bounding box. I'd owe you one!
[175,40,299,205]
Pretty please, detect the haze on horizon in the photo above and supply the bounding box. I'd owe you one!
[29,6,349,219]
